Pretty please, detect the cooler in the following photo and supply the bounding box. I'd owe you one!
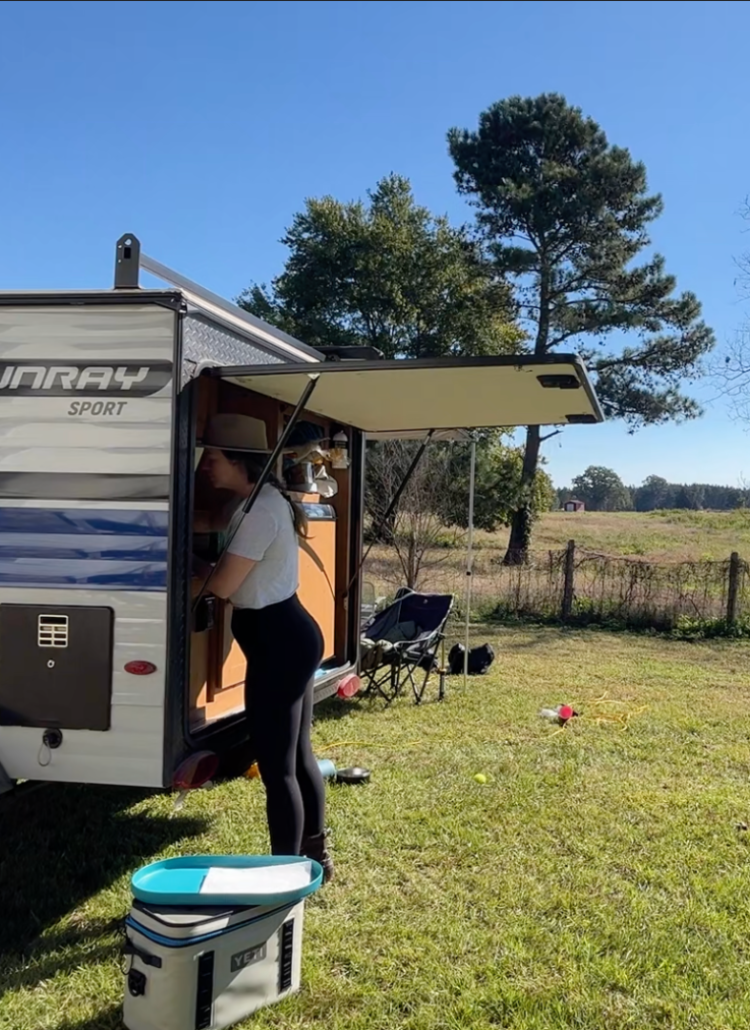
[123,855,322,1030]
[124,898,305,1030]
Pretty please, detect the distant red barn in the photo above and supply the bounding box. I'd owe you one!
[563,499,585,513]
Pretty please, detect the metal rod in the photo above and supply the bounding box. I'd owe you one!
[192,373,320,612]
[463,434,477,690]
[345,429,435,599]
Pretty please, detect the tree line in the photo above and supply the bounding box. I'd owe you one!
[558,467,750,513]
[239,92,717,562]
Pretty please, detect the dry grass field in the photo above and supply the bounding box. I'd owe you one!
[529,509,750,562]
[364,510,750,627]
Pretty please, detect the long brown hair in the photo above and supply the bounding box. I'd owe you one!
[222,451,309,539]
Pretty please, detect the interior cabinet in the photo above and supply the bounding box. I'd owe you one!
[189,596,246,731]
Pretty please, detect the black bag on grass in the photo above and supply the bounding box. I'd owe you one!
[448,642,495,676]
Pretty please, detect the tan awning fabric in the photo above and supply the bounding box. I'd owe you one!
[206,355,604,436]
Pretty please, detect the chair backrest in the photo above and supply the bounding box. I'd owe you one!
[364,591,453,642]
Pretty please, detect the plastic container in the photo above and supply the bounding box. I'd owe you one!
[131,855,323,909]
[316,758,337,779]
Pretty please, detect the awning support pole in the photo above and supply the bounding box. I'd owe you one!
[463,433,477,690]
[345,429,435,600]
[192,373,320,612]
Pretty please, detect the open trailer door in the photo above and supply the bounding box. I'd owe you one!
[200,353,604,434]
[193,352,603,727]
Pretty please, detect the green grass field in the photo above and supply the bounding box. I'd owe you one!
[2,627,750,1030]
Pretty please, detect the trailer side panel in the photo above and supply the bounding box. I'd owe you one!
[0,303,175,787]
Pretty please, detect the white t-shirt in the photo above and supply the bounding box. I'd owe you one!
[225,485,299,609]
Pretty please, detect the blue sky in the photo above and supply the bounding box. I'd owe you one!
[1,0,748,489]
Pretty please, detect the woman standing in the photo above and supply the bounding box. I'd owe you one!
[196,414,333,882]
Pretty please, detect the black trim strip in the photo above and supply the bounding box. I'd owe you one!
[0,473,170,501]
[206,352,590,376]
[346,431,365,666]
[164,309,190,788]
[0,291,183,309]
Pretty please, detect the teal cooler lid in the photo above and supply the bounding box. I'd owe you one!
[131,855,323,908]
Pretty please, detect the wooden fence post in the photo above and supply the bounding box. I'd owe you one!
[562,540,576,622]
[726,551,741,625]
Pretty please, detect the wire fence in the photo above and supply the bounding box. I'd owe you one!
[363,541,750,635]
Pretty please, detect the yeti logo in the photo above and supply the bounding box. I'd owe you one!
[230,943,266,972]
[0,361,172,397]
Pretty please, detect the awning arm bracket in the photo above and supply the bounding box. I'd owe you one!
[344,429,435,600]
[191,373,320,613]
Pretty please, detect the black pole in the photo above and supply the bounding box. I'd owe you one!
[345,429,435,599]
[192,373,320,611]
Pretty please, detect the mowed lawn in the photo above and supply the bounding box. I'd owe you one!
[2,627,750,1030]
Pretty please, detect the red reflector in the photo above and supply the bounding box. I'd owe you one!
[337,673,361,699]
[124,660,157,676]
[173,751,219,790]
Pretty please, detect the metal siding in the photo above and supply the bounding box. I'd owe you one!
[0,304,175,787]
[181,312,285,387]
[0,498,168,510]
[0,305,174,483]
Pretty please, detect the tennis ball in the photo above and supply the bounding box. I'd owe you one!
[473,773,488,784]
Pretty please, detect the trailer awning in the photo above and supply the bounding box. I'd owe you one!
[203,354,604,435]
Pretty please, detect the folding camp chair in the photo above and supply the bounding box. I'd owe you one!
[360,590,454,704]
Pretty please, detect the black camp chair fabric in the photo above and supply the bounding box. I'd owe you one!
[360,590,453,703]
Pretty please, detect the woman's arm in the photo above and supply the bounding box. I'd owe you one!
[207,552,257,600]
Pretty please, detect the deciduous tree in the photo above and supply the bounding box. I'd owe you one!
[571,465,632,511]
[238,173,523,358]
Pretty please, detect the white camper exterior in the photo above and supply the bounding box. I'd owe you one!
[0,236,604,794]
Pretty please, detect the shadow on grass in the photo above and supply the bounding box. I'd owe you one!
[315,681,449,721]
[55,1007,124,1030]
[2,916,124,995]
[0,784,207,961]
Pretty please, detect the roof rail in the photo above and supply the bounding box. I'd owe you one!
[316,345,385,362]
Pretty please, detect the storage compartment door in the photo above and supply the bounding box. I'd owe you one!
[202,354,604,435]
[0,604,114,730]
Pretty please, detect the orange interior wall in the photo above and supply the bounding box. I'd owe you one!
[189,378,351,731]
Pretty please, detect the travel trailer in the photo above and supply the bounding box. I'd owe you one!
[0,235,604,794]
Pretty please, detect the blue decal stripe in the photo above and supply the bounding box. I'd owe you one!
[0,508,169,535]
[0,508,170,591]
[0,534,168,561]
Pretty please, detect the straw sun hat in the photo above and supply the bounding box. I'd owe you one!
[202,414,270,453]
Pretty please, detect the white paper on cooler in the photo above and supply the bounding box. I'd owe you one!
[199,861,313,896]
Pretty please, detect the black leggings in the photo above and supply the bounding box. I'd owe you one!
[231,595,325,856]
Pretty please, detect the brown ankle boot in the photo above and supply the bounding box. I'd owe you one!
[301,830,334,883]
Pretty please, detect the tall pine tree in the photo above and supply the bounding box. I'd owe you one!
[449,94,715,563]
